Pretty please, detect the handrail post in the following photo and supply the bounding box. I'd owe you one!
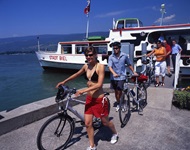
[174,53,180,89]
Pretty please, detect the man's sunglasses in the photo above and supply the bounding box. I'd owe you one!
[85,54,94,57]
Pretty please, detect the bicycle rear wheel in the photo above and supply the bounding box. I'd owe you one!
[37,114,75,150]
[137,83,147,109]
[119,91,131,126]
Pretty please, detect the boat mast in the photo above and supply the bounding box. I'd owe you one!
[86,13,90,39]
[84,0,91,40]
[160,4,166,26]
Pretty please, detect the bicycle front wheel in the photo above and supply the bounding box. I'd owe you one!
[119,91,131,126]
[37,114,75,150]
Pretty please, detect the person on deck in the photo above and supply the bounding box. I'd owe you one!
[56,46,118,150]
[163,40,172,77]
[146,40,167,87]
[171,39,182,73]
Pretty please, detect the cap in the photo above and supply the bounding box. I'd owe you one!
[157,40,162,44]
[109,41,121,47]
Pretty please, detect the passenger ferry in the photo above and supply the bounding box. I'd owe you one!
[35,18,190,75]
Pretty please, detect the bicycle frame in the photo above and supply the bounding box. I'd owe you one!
[123,74,147,111]
[119,74,147,126]
[57,88,109,125]
[124,77,141,107]
[58,95,85,123]
[141,55,156,86]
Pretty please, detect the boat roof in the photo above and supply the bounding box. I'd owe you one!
[117,18,140,21]
[87,36,105,41]
[113,23,190,31]
[59,40,109,45]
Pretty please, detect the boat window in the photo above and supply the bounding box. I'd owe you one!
[92,44,107,54]
[61,45,72,54]
[117,20,124,29]
[76,45,87,54]
[125,19,139,28]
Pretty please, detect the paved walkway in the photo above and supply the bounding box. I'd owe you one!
[0,81,190,150]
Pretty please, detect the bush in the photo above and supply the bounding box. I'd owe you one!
[173,90,190,110]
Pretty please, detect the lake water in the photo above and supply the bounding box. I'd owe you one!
[0,53,110,111]
[0,53,189,112]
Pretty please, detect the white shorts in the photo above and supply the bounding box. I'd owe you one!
[155,61,166,77]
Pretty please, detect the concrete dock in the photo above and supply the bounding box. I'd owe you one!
[0,76,190,150]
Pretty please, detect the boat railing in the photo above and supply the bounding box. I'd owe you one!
[174,53,181,89]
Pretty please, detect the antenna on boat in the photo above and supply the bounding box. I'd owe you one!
[160,4,166,26]
[84,0,91,40]
[37,37,40,51]
[113,18,115,29]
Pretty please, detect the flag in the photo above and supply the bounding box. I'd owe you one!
[84,0,90,14]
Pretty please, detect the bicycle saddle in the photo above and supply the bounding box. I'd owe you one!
[55,85,70,101]
[142,59,149,64]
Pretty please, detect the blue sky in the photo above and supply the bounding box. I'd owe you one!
[0,0,190,38]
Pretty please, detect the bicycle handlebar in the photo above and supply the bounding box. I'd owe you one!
[55,85,77,102]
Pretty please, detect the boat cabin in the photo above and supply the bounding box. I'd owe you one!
[58,39,109,55]
[115,18,143,29]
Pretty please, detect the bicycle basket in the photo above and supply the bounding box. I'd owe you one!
[55,85,70,101]
[131,74,148,82]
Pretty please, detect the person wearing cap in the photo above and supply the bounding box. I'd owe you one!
[146,40,167,87]
[108,41,138,111]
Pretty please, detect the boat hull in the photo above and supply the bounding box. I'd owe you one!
[35,51,110,72]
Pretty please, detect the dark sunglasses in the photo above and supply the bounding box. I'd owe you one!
[113,47,119,50]
[85,53,94,57]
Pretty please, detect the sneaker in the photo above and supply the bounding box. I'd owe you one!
[155,83,159,87]
[161,82,165,86]
[86,146,97,150]
[110,134,119,144]
[115,105,120,112]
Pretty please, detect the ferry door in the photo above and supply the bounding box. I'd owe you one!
[121,42,135,72]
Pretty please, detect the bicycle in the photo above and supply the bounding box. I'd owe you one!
[141,55,156,87]
[37,85,110,150]
[119,74,148,126]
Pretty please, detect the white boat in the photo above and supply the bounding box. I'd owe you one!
[35,37,110,71]
[36,18,190,75]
